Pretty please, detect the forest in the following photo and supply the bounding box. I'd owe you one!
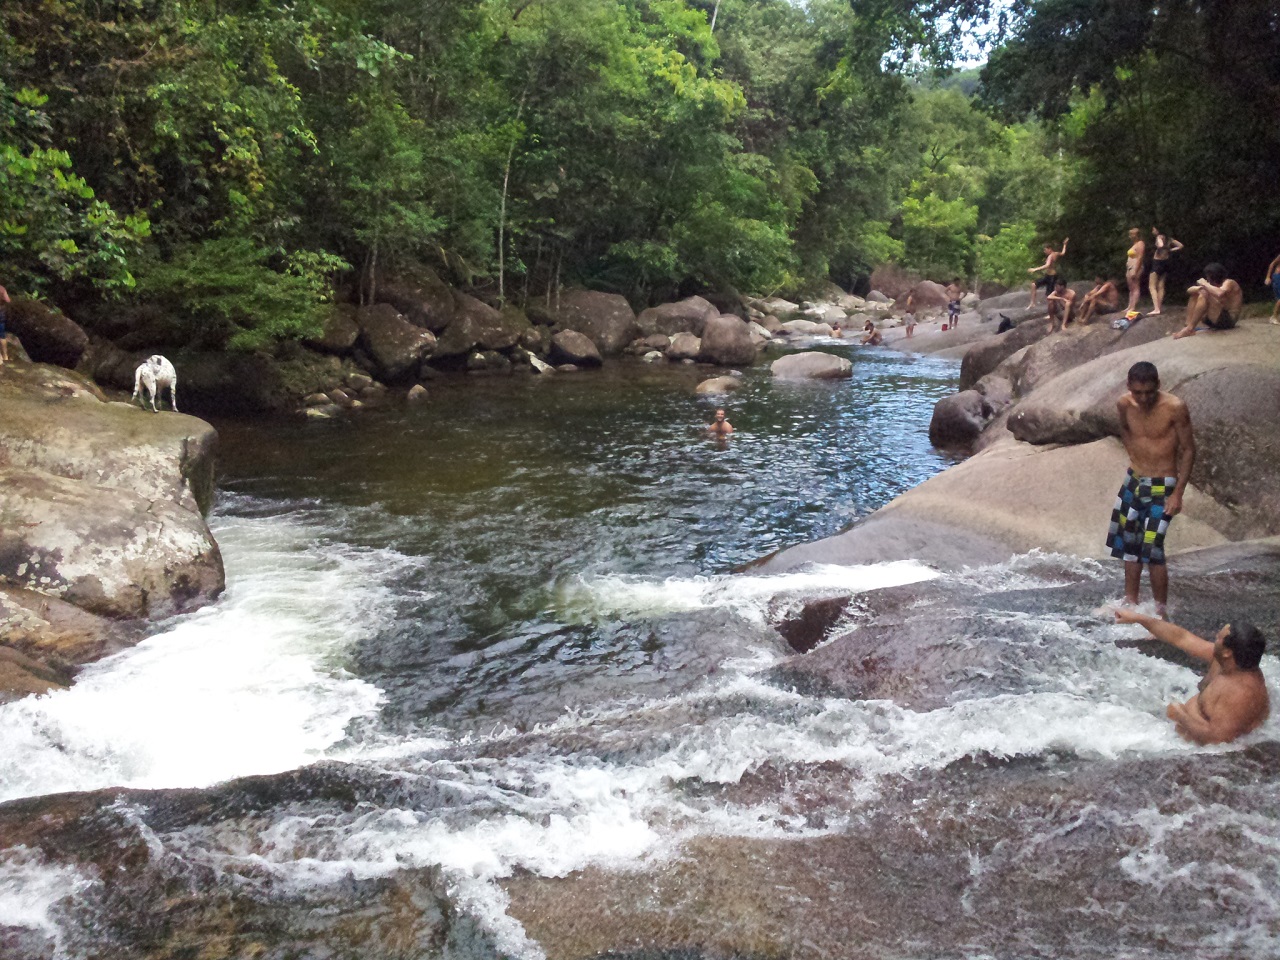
[1,0,1277,350]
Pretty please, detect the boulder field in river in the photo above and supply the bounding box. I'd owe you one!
[767,314,1280,573]
[0,359,223,698]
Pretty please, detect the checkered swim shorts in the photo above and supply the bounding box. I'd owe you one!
[1107,469,1177,565]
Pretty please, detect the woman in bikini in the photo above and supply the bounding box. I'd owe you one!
[1125,227,1146,313]
[1148,227,1184,315]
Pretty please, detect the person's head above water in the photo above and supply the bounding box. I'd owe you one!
[714,408,727,422]
[1221,622,1266,671]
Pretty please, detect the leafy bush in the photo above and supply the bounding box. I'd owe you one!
[976,220,1038,288]
[133,236,348,351]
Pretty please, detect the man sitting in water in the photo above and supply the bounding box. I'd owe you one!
[708,408,734,436]
[1115,608,1269,744]
[1172,263,1243,339]
[860,323,882,346]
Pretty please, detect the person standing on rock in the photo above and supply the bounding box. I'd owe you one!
[1264,251,1280,324]
[1171,264,1243,339]
[0,282,10,364]
[946,279,964,328]
[1027,238,1068,308]
[1147,227,1183,315]
[1107,361,1195,617]
[1114,608,1268,744]
[708,408,734,436]
[1124,227,1146,313]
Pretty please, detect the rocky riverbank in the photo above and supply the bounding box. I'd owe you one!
[763,302,1280,574]
[0,354,222,702]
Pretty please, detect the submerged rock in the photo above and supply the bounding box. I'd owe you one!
[771,352,852,380]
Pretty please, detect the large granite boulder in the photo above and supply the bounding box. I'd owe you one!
[355,304,437,381]
[695,376,742,396]
[667,333,701,361]
[5,298,89,368]
[697,315,756,367]
[1006,326,1280,541]
[781,319,834,337]
[378,265,457,332]
[760,435,1232,572]
[554,289,639,355]
[929,390,988,449]
[433,293,528,358]
[636,297,719,338]
[1012,314,1178,396]
[771,352,853,380]
[171,350,344,416]
[548,330,602,367]
[0,362,224,622]
[303,304,361,355]
[959,318,1052,390]
[908,280,951,310]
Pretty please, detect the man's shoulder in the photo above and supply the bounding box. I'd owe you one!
[1159,392,1190,416]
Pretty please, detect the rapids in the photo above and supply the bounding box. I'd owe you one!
[3,346,1279,959]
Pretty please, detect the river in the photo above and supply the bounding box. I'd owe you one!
[3,344,1280,959]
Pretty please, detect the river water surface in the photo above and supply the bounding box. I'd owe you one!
[4,344,1280,959]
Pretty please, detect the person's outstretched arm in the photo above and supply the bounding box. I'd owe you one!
[1115,608,1214,661]
[1059,237,1070,255]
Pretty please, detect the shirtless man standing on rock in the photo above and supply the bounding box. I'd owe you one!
[1106,361,1195,616]
[1115,608,1269,744]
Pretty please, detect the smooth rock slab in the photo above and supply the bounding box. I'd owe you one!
[771,352,853,380]
[695,376,742,396]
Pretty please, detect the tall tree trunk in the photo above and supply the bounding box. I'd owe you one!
[498,93,527,305]
[710,0,721,32]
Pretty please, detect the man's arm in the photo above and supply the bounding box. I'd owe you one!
[1167,402,1196,516]
[1266,254,1280,282]
[1115,608,1215,661]
[1058,237,1070,256]
[0,284,9,304]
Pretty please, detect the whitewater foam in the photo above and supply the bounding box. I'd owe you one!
[0,511,396,802]
[0,847,94,949]
[558,559,938,625]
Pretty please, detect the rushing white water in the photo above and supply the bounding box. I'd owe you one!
[558,559,939,624]
[4,512,1278,955]
[0,513,390,803]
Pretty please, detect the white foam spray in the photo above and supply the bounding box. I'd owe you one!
[0,511,394,803]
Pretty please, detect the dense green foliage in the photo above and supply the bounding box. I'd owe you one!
[1,0,1275,349]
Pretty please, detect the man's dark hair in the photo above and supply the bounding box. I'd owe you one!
[1205,262,1227,284]
[1054,277,1067,289]
[1225,622,1266,670]
[1128,361,1159,385]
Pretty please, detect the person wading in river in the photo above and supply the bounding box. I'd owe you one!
[708,408,734,436]
[1115,608,1269,744]
[1107,361,1195,617]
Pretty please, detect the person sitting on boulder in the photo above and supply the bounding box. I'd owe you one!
[1045,277,1078,331]
[1172,263,1243,339]
[708,408,734,436]
[1114,608,1269,744]
[860,324,883,346]
[1077,275,1121,326]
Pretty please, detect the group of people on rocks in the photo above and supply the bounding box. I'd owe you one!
[1109,359,1269,745]
[1024,228,1276,338]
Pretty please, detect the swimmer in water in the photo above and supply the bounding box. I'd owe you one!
[1115,608,1269,744]
[708,408,734,436]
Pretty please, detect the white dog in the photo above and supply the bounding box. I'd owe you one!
[132,355,178,412]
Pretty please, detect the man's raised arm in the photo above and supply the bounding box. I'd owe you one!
[1115,608,1214,661]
